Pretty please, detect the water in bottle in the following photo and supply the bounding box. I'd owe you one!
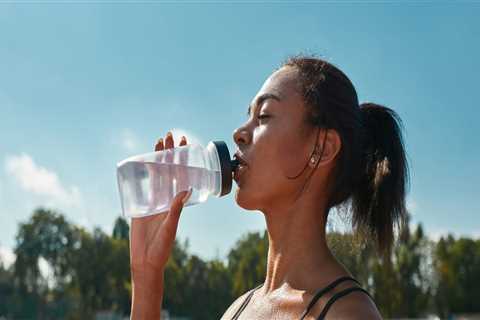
[116,141,239,218]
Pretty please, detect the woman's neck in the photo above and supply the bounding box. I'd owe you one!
[260,196,348,295]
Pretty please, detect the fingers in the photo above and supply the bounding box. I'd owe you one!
[165,132,174,149]
[153,188,192,245]
[179,136,187,146]
[155,132,188,151]
[178,136,189,191]
[154,138,164,152]
[168,187,192,222]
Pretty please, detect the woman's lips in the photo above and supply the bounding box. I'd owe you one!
[233,152,249,184]
[234,164,248,183]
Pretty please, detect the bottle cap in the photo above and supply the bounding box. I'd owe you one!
[212,141,234,196]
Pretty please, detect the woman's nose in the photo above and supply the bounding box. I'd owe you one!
[233,126,250,146]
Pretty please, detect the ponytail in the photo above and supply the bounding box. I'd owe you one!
[351,103,410,254]
[282,55,410,255]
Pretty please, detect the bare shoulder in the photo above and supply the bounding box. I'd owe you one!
[324,289,382,320]
[219,289,253,320]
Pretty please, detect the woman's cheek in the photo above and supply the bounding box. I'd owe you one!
[252,125,269,144]
[276,134,305,177]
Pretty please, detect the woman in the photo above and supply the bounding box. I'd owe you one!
[129,56,409,319]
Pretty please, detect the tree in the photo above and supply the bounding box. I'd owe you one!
[227,230,268,298]
[112,217,129,241]
[163,239,233,320]
[0,261,14,318]
[392,224,431,317]
[13,208,77,319]
[327,222,432,318]
[434,235,480,317]
[163,239,190,315]
[11,210,132,319]
[6,207,480,318]
[68,227,130,318]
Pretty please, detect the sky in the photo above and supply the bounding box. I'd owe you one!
[0,2,479,266]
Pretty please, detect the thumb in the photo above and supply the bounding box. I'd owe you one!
[165,187,192,229]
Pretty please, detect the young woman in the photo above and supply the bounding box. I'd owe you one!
[129,56,409,319]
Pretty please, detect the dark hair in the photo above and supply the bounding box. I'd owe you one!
[282,55,410,254]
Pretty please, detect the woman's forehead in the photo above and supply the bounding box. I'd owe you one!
[251,67,301,109]
[260,67,299,96]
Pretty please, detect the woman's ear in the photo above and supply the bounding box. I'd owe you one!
[317,128,342,166]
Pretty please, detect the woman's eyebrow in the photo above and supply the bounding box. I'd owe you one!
[247,93,281,116]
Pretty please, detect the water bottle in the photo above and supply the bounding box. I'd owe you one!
[116,141,240,218]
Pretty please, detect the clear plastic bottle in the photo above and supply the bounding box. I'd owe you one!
[116,141,238,218]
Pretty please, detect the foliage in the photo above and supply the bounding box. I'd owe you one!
[227,230,268,298]
[6,208,131,319]
[433,235,480,317]
[0,208,479,319]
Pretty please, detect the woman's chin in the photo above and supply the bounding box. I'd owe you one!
[234,189,258,211]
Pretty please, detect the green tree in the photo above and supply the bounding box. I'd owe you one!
[112,216,129,241]
[13,208,77,319]
[68,227,128,318]
[11,210,132,319]
[327,231,375,286]
[205,259,233,319]
[163,239,190,315]
[327,222,432,318]
[0,260,14,318]
[434,235,480,317]
[393,224,431,317]
[227,230,268,298]
[164,241,231,320]
[8,207,480,319]
[110,216,131,315]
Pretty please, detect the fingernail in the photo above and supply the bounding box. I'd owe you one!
[158,138,163,144]
[167,131,173,138]
[181,136,186,141]
[182,187,193,204]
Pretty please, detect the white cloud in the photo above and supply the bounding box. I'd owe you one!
[0,245,15,268]
[4,153,81,207]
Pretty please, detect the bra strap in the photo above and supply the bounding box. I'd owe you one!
[316,287,372,320]
[299,276,360,319]
[231,283,263,320]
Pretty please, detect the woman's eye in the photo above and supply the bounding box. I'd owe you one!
[257,114,270,121]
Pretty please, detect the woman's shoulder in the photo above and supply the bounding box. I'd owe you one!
[220,288,256,320]
[325,289,382,319]
[305,285,382,320]
[219,281,382,320]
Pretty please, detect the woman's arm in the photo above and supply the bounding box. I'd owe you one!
[130,268,164,319]
[129,133,192,319]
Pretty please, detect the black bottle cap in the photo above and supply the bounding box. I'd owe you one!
[212,141,233,197]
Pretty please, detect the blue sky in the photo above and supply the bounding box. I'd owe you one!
[1,2,479,264]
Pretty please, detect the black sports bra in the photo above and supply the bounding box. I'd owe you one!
[230,276,372,320]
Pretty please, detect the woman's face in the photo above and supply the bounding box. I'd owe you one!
[232,66,318,211]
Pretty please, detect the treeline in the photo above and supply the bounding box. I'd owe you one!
[0,208,479,319]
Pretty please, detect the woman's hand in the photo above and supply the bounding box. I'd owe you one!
[131,131,191,274]
[130,132,192,319]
